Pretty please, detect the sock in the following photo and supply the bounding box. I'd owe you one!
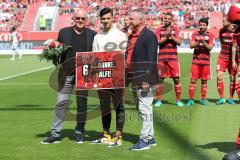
[189,83,196,99]
[174,84,182,101]
[11,51,16,59]
[18,51,22,59]
[201,84,208,99]
[230,82,235,99]
[217,80,224,98]
[156,83,163,100]
[236,131,240,146]
[235,81,240,99]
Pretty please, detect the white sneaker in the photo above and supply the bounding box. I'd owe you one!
[108,136,122,147]
[91,133,112,144]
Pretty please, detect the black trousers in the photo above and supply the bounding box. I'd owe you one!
[98,89,125,132]
[75,90,88,133]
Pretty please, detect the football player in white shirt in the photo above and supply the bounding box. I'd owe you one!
[10,27,22,60]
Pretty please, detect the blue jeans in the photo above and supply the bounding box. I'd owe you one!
[51,75,88,137]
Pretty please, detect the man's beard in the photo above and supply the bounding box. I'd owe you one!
[200,28,206,33]
[164,23,171,28]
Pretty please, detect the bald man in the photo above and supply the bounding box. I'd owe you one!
[41,9,96,144]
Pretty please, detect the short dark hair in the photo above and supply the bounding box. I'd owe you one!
[199,18,209,25]
[10,27,16,32]
[99,7,113,17]
[165,12,173,17]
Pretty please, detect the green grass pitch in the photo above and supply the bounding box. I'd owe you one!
[0,54,240,160]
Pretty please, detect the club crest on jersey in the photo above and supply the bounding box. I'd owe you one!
[224,39,233,43]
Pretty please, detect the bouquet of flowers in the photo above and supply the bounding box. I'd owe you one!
[39,39,71,67]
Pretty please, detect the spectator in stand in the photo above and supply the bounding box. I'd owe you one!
[0,19,7,31]
[122,14,132,36]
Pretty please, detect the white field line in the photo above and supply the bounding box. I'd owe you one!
[0,66,53,81]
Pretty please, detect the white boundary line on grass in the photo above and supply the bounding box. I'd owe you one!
[0,66,53,81]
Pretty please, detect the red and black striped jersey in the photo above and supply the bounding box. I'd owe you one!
[156,25,180,62]
[219,26,236,61]
[191,31,214,65]
[233,27,240,63]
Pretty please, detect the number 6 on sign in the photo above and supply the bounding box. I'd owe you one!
[83,65,89,76]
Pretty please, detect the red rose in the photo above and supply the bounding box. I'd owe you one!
[49,41,56,48]
[59,42,64,46]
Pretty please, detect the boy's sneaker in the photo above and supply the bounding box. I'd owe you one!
[154,100,162,107]
[75,133,84,144]
[216,98,226,105]
[200,99,208,106]
[91,132,112,144]
[228,99,235,105]
[129,139,150,151]
[40,133,61,144]
[186,99,194,106]
[148,138,156,147]
[108,136,122,147]
[176,100,184,107]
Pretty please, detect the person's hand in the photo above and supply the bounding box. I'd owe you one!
[142,82,150,91]
[233,61,238,70]
[199,40,204,46]
[166,29,172,39]
[192,41,199,48]
[170,34,175,40]
[167,29,172,35]
[161,37,168,41]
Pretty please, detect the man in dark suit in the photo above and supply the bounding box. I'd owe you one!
[41,8,96,144]
[126,9,158,151]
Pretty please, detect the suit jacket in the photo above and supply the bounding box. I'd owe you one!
[127,27,158,87]
[57,26,96,90]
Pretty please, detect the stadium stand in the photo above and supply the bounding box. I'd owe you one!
[1,0,240,32]
[21,2,42,31]
[0,1,28,32]
[50,0,238,31]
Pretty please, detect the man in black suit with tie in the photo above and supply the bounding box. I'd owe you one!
[41,8,96,144]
